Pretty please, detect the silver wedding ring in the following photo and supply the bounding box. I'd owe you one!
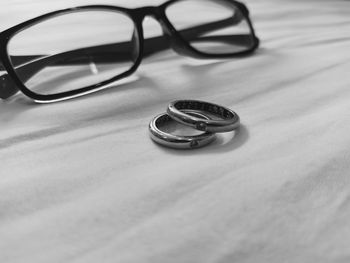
[167,100,240,133]
[149,110,216,149]
[149,100,240,149]
[149,111,215,149]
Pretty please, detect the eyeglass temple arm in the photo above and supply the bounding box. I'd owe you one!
[0,14,248,99]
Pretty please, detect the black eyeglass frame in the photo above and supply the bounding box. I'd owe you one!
[0,0,259,102]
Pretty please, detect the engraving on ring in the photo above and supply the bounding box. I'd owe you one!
[168,100,240,133]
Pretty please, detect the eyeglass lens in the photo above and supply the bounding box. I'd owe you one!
[166,0,255,54]
[7,10,138,95]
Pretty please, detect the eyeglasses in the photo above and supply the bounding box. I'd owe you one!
[0,0,259,103]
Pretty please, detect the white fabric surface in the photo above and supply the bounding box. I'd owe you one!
[1,0,350,262]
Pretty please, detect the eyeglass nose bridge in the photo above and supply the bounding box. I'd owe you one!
[131,5,182,56]
[131,6,191,58]
[132,6,175,36]
[132,6,163,21]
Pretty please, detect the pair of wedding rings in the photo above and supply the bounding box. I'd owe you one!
[149,100,240,149]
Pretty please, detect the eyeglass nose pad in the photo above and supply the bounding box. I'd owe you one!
[160,24,194,58]
[131,28,140,63]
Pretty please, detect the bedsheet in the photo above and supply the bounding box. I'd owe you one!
[1,0,350,262]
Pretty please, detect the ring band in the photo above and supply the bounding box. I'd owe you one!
[167,100,240,133]
[149,110,216,149]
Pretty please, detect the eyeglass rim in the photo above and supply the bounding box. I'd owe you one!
[0,0,259,103]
